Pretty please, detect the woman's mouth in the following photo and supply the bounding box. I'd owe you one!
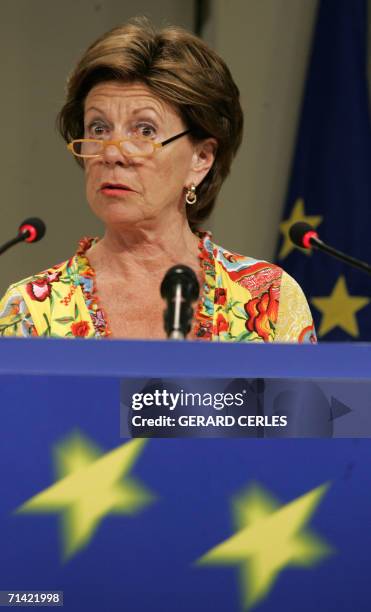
[100,183,134,196]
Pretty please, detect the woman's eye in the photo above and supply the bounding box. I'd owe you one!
[136,124,157,139]
[87,123,107,137]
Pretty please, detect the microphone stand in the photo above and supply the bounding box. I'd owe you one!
[309,236,371,276]
[169,284,186,340]
[0,231,30,256]
[161,265,200,340]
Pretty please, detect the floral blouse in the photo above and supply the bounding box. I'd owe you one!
[0,232,316,342]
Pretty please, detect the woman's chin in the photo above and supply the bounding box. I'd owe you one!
[90,199,145,226]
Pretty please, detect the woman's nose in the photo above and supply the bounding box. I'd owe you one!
[102,141,130,166]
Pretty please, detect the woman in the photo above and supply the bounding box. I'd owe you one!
[0,18,316,343]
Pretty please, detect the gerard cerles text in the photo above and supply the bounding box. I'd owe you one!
[120,383,290,438]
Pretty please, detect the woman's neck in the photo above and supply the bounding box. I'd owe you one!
[86,214,200,282]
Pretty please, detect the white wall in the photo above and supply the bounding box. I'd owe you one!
[205,0,319,261]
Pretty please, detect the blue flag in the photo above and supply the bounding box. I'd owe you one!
[277,0,371,341]
[1,372,371,611]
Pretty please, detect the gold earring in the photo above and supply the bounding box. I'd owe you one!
[185,184,197,205]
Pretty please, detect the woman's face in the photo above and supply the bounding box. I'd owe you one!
[83,80,215,229]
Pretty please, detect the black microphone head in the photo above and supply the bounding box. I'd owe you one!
[289,221,316,248]
[160,264,199,302]
[18,217,46,243]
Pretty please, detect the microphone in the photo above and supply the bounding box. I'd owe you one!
[160,265,200,340]
[0,217,46,256]
[289,221,371,275]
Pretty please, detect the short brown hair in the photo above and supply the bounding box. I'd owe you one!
[58,17,243,230]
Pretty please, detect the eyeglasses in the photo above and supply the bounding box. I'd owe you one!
[67,129,191,159]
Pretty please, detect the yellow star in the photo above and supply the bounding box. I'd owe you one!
[16,433,154,560]
[311,275,370,338]
[197,483,332,610]
[278,198,323,259]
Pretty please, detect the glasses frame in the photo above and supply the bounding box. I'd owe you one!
[67,129,191,159]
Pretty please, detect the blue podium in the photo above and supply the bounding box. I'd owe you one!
[0,339,370,611]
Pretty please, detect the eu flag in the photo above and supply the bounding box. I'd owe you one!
[277,0,371,341]
[2,364,371,611]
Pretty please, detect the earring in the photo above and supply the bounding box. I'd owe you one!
[185,183,197,205]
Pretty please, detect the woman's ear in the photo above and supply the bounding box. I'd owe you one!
[188,138,218,186]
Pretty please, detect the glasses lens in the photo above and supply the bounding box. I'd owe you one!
[121,138,154,157]
[73,140,102,156]
[71,138,155,157]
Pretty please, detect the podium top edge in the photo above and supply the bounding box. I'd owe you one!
[0,337,369,379]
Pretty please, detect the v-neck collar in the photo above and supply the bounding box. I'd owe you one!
[72,232,216,340]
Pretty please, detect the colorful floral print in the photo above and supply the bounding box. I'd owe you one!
[0,232,316,342]
[71,321,91,337]
[25,270,62,302]
[244,286,279,342]
[214,288,227,305]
